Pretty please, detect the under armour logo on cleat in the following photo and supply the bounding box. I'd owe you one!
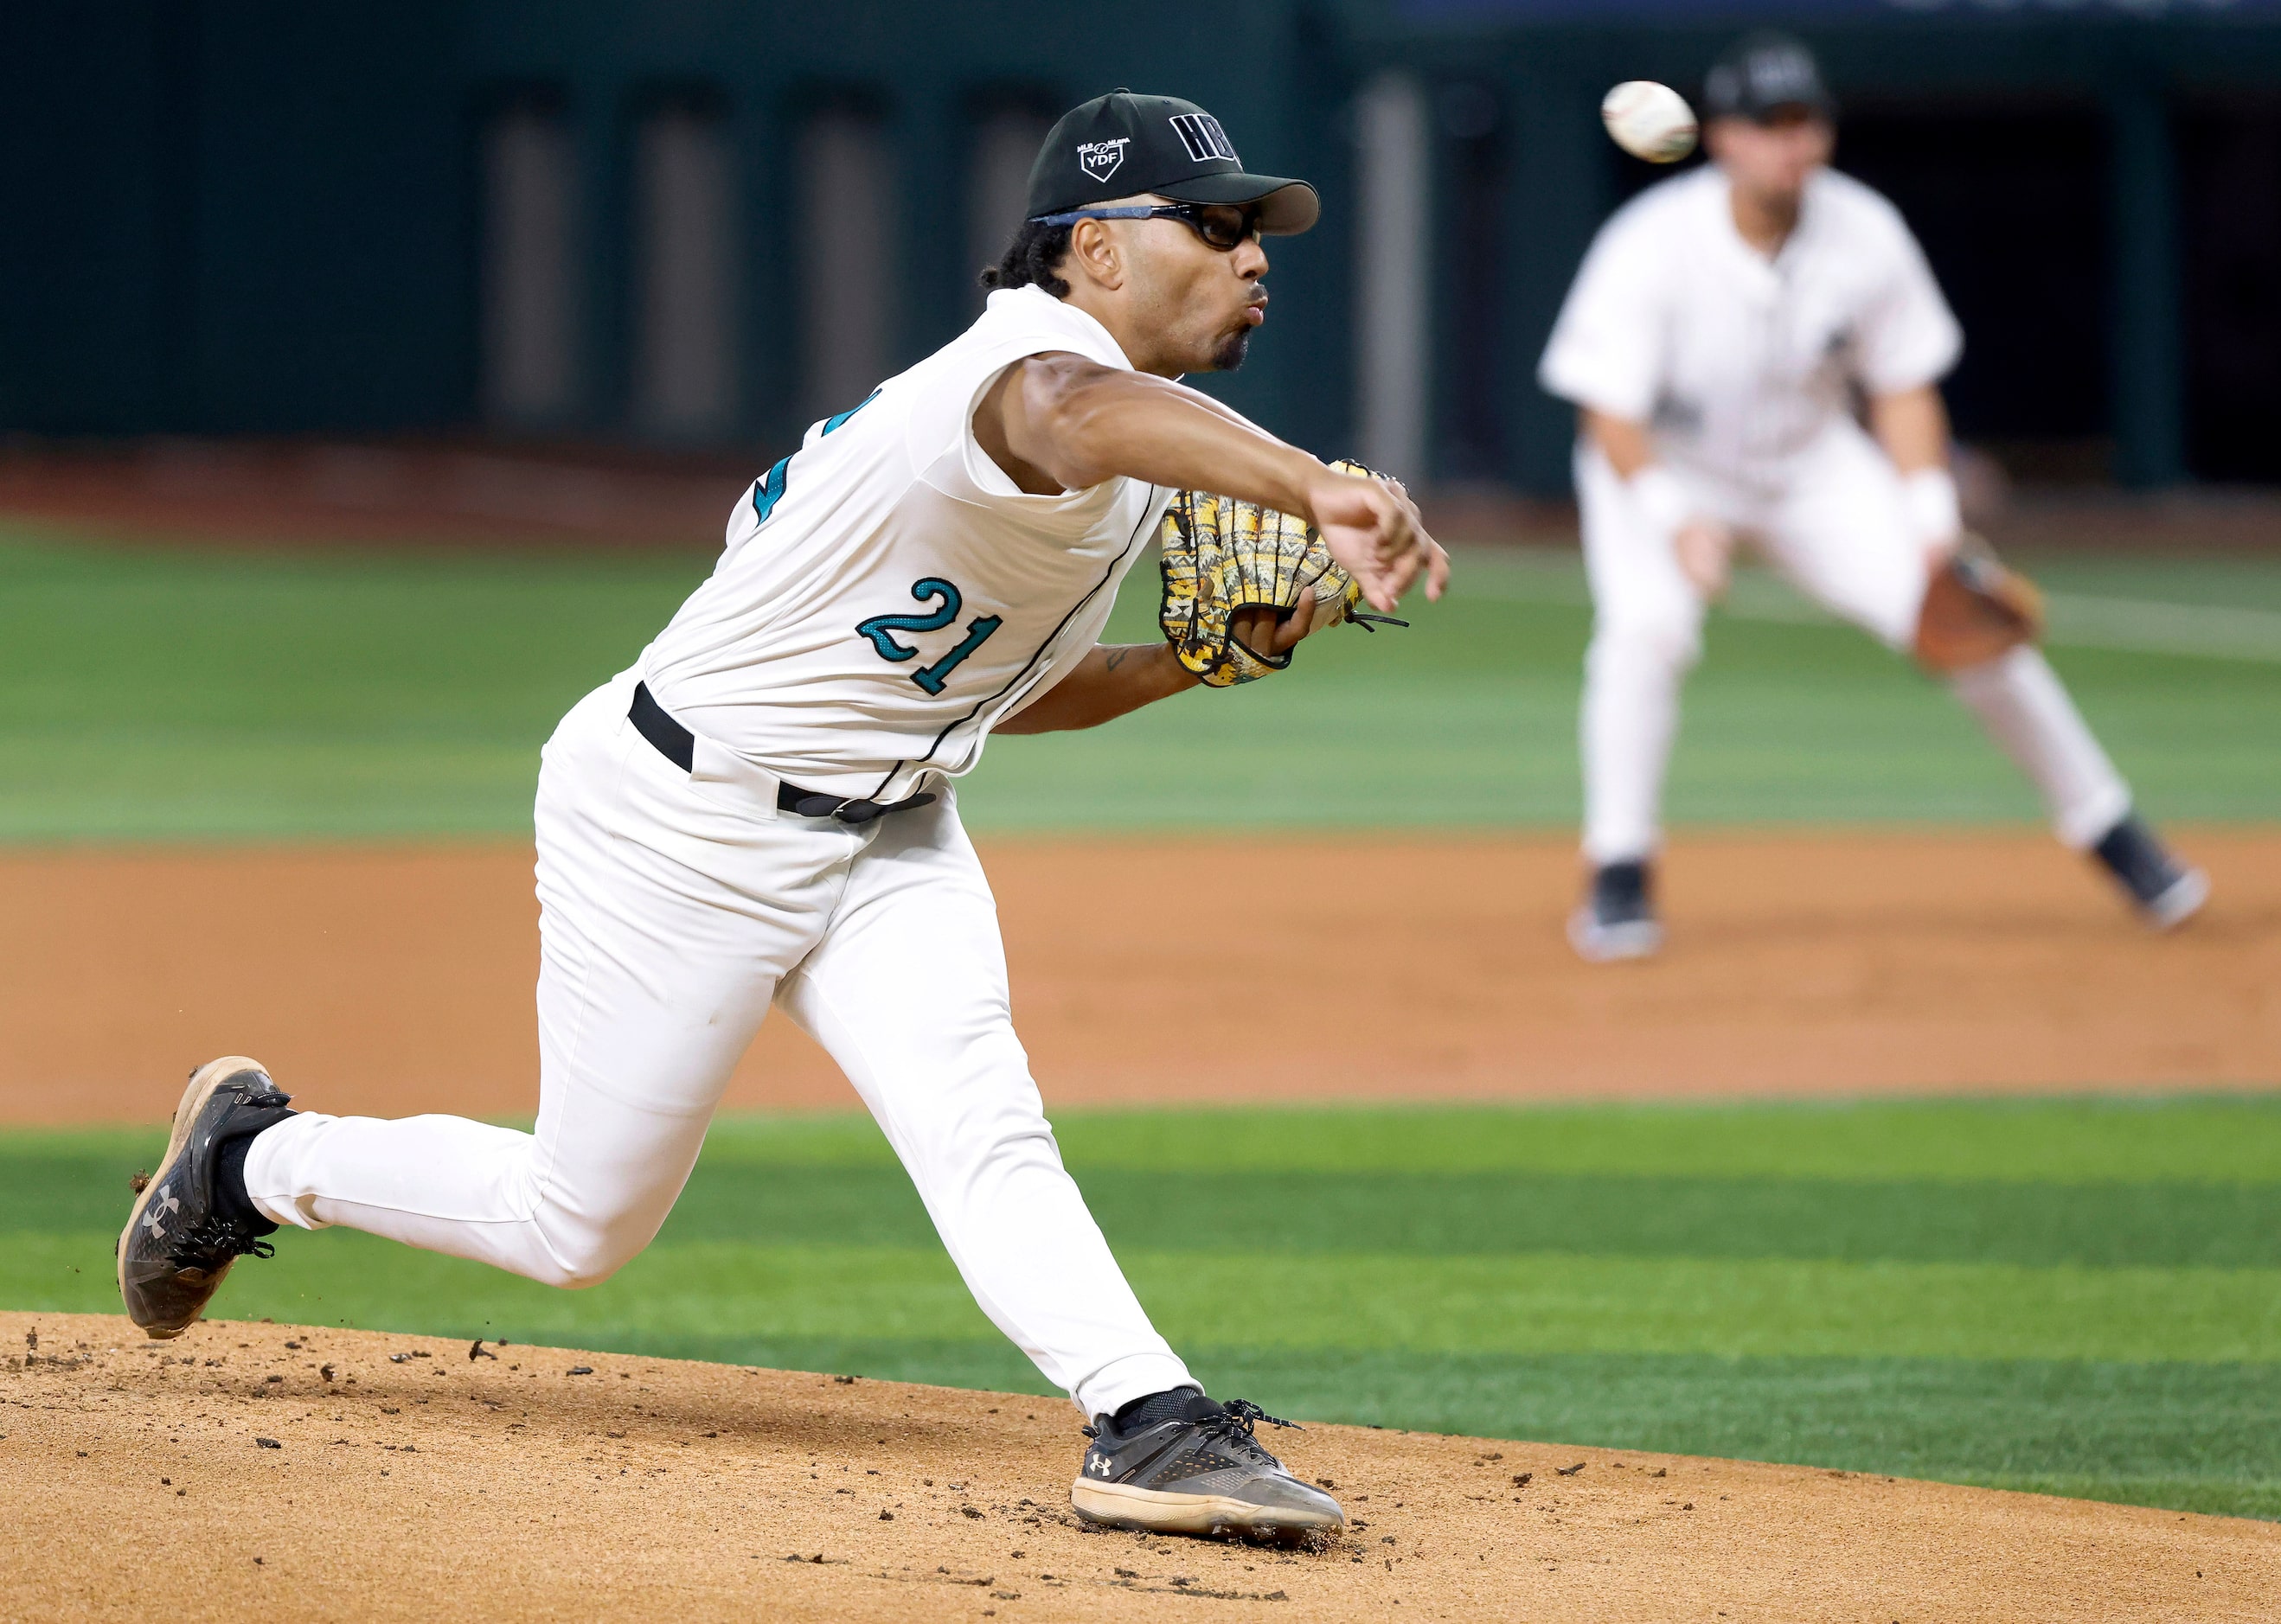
[1086,1455,1112,1476]
[144,1185,182,1238]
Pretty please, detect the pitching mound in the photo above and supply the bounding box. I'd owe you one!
[3,1314,2271,1621]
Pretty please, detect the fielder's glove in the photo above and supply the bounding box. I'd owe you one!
[1158,459,1407,687]
[1912,534,2046,673]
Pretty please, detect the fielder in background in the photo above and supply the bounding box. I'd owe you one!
[1540,32,2209,962]
[117,90,1445,1540]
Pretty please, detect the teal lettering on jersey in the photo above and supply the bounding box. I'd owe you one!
[750,456,790,524]
[820,388,881,437]
[751,390,881,527]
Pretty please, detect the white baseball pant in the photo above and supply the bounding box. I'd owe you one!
[1577,422,2132,865]
[243,667,1194,1421]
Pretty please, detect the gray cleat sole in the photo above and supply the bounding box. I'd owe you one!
[2140,866,2210,931]
[1567,909,1663,962]
[1069,1478,1345,1536]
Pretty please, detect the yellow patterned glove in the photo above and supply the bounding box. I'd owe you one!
[1157,459,1401,687]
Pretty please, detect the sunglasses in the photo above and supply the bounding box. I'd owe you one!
[1029,202,1262,251]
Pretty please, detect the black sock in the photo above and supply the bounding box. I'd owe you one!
[1111,1385,1210,1435]
[2092,814,2186,895]
[214,1132,280,1236]
[1593,860,1650,912]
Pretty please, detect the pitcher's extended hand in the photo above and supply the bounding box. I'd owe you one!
[1305,469,1449,613]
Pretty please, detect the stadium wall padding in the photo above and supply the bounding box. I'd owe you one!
[5,1,2280,489]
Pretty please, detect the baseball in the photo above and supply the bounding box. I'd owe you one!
[1601,80,1699,163]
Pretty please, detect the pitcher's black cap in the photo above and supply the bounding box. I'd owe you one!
[1703,32,1837,124]
[1027,89,1320,234]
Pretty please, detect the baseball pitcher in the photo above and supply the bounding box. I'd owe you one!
[118,90,1446,1540]
[1541,33,2208,960]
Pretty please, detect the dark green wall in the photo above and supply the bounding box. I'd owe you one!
[0,2,1348,451]
[1364,6,2281,489]
[7,2,2281,490]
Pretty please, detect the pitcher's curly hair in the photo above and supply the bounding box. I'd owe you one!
[979,217,1074,297]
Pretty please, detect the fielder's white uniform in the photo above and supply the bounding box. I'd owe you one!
[242,285,1194,1420]
[1540,165,2131,866]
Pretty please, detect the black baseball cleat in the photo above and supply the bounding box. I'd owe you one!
[1070,1390,1344,1540]
[2091,815,2209,930]
[118,1056,297,1339]
[1567,858,1663,962]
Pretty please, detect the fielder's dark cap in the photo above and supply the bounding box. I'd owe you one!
[1703,32,1837,125]
[1026,88,1320,235]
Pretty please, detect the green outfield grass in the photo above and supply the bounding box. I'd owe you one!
[6,525,2277,1520]
[11,1097,2281,1519]
[1,522,2275,839]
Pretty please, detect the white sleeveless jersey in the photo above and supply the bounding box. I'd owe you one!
[1537,166,1962,486]
[644,286,1172,802]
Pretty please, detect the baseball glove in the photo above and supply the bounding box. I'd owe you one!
[1912,534,2046,673]
[1158,459,1406,687]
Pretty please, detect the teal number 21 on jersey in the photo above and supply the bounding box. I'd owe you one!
[857,580,1003,695]
[752,387,1003,695]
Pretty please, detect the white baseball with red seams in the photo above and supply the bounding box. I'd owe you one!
[1601,80,1699,164]
[242,285,1199,1424]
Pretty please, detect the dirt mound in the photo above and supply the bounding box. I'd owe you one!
[2,830,2275,1125]
[3,1312,2271,1621]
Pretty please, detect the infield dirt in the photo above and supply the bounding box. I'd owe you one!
[5,1311,2273,1622]
[1,827,2274,1123]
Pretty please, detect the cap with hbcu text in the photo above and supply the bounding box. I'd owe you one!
[1026,88,1320,235]
[1702,32,1837,125]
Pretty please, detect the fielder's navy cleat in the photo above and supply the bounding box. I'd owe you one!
[1070,1390,1345,1540]
[1568,858,1663,962]
[118,1056,296,1339]
[2091,815,2208,930]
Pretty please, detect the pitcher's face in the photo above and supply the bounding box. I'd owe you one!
[1116,202,1271,375]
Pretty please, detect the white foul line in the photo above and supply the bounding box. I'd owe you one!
[1452,551,2281,665]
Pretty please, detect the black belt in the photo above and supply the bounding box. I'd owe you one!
[629,682,936,826]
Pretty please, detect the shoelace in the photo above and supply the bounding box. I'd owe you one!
[1195,1398,1302,1465]
[1080,1397,1301,1445]
[1215,1398,1298,1435]
[171,1213,276,1268]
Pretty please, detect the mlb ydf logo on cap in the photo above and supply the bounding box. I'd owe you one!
[1077,137,1129,184]
[1028,88,1320,236]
